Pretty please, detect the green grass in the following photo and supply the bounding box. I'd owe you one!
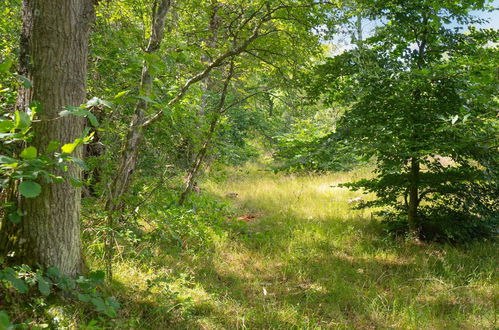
[90,164,498,329]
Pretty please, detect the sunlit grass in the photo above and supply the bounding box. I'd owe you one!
[94,164,498,329]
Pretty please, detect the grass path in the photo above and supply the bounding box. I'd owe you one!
[110,166,498,329]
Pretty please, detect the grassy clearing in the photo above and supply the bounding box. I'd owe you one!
[91,164,497,329]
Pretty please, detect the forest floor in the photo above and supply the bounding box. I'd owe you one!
[94,164,498,329]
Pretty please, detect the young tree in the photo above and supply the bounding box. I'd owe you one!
[0,0,95,275]
[315,0,498,240]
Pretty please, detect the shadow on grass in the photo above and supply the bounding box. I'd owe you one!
[106,187,497,329]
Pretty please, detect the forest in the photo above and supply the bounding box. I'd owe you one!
[0,0,498,328]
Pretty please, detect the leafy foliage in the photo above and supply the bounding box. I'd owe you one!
[311,1,499,241]
[0,264,119,326]
[273,118,362,172]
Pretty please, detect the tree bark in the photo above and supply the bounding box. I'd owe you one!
[0,0,95,276]
[178,118,217,205]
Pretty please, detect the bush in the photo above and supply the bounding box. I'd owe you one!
[382,204,497,244]
[0,264,119,327]
[143,193,241,252]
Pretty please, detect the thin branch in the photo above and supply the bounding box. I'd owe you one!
[221,87,274,114]
[141,14,271,127]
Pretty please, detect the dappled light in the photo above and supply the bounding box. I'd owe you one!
[0,0,497,328]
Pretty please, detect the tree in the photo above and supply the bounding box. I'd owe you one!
[314,0,498,240]
[0,0,95,275]
[102,0,332,209]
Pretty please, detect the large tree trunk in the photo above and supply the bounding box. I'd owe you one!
[0,0,95,276]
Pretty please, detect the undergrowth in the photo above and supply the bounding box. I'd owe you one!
[3,164,497,328]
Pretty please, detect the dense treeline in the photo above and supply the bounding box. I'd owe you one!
[0,0,497,328]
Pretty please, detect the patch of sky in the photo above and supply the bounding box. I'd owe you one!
[323,0,498,56]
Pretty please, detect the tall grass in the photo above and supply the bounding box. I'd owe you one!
[89,164,497,329]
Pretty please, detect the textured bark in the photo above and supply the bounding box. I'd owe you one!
[15,1,34,111]
[0,0,95,276]
[178,120,217,206]
[406,14,427,237]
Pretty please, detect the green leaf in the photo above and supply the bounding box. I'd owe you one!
[61,143,78,154]
[36,275,51,296]
[3,269,28,293]
[52,176,64,184]
[14,111,31,130]
[20,146,37,160]
[60,106,99,127]
[69,177,84,187]
[91,297,107,313]
[0,57,14,73]
[77,293,91,303]
[47,141,60,153]
[46,267,60,279]
[106,296,120,311]
[19,181,42,198]
[0,311,12,330]
[60,106,86,117]
[16,74,32,88]
[7,212,21,224]
[0,120,14,133]
[98,99,114,109]
[87,112,99,127]
[88,270,105,283]
[0,155,17,164]
[114,91,129,99]
[83,131,95,143]
[38,280,51,296]
[1,162,18,169]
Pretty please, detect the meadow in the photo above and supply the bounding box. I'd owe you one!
[86,164,498,329]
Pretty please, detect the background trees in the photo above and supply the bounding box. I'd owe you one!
[88,0,332,208]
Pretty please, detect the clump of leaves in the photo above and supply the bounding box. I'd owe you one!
[0,264,120,327]
[273,119,362,172]
[147,196,230,252]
